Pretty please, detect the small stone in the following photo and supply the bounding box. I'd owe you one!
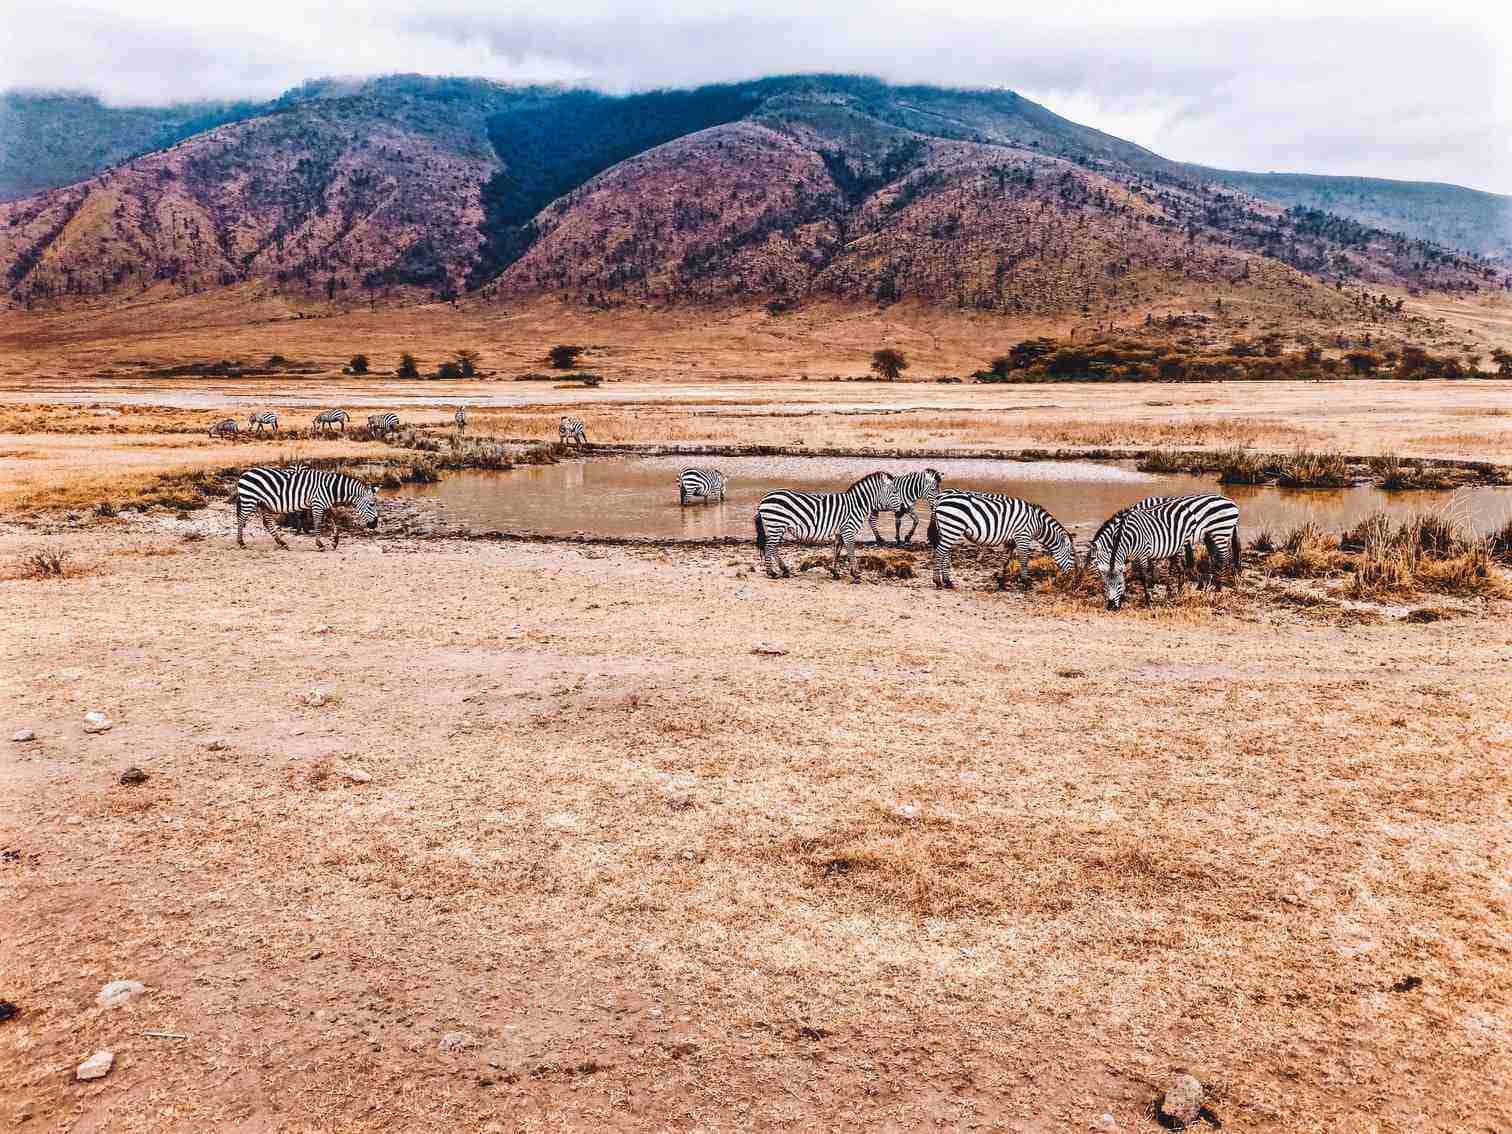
[749,643,788,656]
[82,711,113,734]
[0,1001,18,1022]
[1091,1113,1121,1132]
[439,1031,474,1052]
[302,689,329,708]
[10,729,34,743]
[96,980,146,1009]
[398,887,414,902]
[895,803,920,821]
[205,738,229,751]
[337,765,371,784]
[118,767,148,786]
[1158,1073,1204,1128]
[76,1050,114,1080]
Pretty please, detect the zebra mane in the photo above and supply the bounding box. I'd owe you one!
[1032,502,1073,546]
[326,471,374,498]
[845,470,890,493]
[1088,507,1134,548]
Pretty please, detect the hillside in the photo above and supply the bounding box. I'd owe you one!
[0,75,1503,316]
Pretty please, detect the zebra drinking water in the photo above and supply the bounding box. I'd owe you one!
[1084,494,1241,609]
[871,468,942,545]
[926,492,1078,590]
[208,419,239,438]
[367,412,399,436]
[559,416,587,446]
[235,466,380,551]
[678,467,726,505]
[248,411,278,434]
[754,471,900,582]
[312,409,350,435]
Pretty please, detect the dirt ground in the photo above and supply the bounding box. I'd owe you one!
[1,511,1510,1132]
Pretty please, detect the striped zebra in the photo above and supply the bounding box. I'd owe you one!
[559,416,587,446]
[235,466,380,551]
[1085,494,1241,609]
[755,471,900,582]
[678,466,726,505]
[208,418,239,438]
[248,411,278,435]
[367,412,399,436]
[871,467,942,545]
[926,492,1078,590]
[311,409,350,435]
[454,407,468,430]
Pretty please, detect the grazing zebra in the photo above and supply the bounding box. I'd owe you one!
[208,418,239,438]
[755,471,900,582]
[367,412,399,435]
[248,411,278,435]
[311,408,350,435]
[235,466,380,551]
[559,416,587,446]
[1085,494,1241,609]
[453,407,468,430]
[872,467,942,545]
[926,491,1078,590]
[678,466,726,505]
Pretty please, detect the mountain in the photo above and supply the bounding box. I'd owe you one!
[0,74,1503,314]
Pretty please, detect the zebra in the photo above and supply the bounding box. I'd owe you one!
[453,407,468,430]
[1084,494,1241,609]
[235,466,380,551]
[311,409,350,435]
[871,467,942,545]
[208,418,239,438]
[248,411,278,435]
[367,413,399,436]
[559,416,587,446]
[678,466,726,505]
[754,471,900,582]
[926,491,1078,590]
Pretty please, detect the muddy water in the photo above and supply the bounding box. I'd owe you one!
[400,455,1512,541]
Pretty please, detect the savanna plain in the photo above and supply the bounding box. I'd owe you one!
[1,296,1510,1133]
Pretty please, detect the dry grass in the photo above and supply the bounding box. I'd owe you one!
[21,545,71,578]
[1258,523,1353,578]
[1346,513,1506,598]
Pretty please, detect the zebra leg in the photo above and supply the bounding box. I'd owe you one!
[934,545,955,589]
[328,505,343,551]
[898,505,918,545]
[1018,538,1034,590]
[680,487,687,506]
[259,507,290,550]
[868,509,885,546]
[845,531,861,582]
[236,502,249,548]
[829,535,844,579]
[995,544,1013,590]
[311,504,331,551]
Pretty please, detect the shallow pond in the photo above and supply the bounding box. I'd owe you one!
[400,455,1512,541]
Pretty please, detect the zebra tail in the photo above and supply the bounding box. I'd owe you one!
[926,515,939,548]
[755,510,767,553]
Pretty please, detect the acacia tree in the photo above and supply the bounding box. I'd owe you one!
[397,353,420,379]
[870,348,908,381]
[454,349,481,377]
[348,353,370,375]
[548,345,585,370]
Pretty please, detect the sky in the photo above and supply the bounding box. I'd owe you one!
[4,0,1510,193]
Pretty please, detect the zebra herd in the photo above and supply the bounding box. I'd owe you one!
[208,409,462,439]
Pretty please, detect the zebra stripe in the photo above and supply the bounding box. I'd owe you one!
[926,491,1078,590]
[454,407,468,429]
[871,467,942,545]
[234,466,380,551]
[754,471,900,582]
[208,418,239,437]
[367,413,399,435]
[248,411,278,434]
[559,416,587,445]
[678,466,726,505]
[312,409,350,434]
[1086,493,1241,609]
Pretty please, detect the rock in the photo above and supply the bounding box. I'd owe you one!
[1158,1073,1204,1128]
[750,643,788,656]
[76,1050,114,1080]
[895,803,920,821]
[0,1001,18,1022]
[82,711,113,734]
[1091,1113,1121,1132]
[118,767,148,785]
[10,729,34,743]
[302,689,331,708]
[337,765,372,784]
[96,980,146,1008]
[438,1031,474,1052]
[205,738,230,752]
[398,887,414,902]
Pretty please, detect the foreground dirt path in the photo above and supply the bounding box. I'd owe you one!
[2,522,1510,1131]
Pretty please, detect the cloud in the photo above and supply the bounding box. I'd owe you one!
[4,0,1509,192]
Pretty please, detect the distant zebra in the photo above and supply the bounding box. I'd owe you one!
[235,466,380,551]
[1085,493,1241,609]
[311,408,350,435]
[678,466,726,505]
[559,416,587,446]
[248,411,278,435]
[926,492,1078,590]
[871,467,942,545]
[208,418,239,438]
[755,471,900,582]
[367,412,399,436]
[453,407,468,430]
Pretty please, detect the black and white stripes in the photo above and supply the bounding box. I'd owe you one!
[678,466,726,505]
[872,467,942,545]
[1085,493,1241,609]
[755,471,900,582]
[235,466,380,551]
[559,416,587,446]
[208,418,239,438]
[926,492,1078,590]
[312,409,350,434]
[248,411,278,434]
[367,413,400,435]
[454,407,468,430]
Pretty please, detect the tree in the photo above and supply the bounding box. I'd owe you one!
[870,348,908,381]
[547,345,585,370]
[1343,350,1381,376]
[349,354,370,375]
[437,361,462,379]
[1490,348,1512,377]
[397,353,420,379]
[454,349,481,377]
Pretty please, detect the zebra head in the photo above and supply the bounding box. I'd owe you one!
[849,471,899,512]
[1087,511,1131,610]
[352,484,381,530]
[923,468,943,503]
[1036,509,1079,576]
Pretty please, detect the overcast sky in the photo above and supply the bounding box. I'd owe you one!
[4,0,1509,193]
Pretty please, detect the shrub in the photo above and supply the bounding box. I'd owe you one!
[870,348,908,381]
[397,353,420,379]
[454,349,480,377]
[349,354,370,375]
[436,361,462,379]
[548,345,585,370]
[1275,449,1352,488]
[25,547,69,579]
[1217,447,1268,485]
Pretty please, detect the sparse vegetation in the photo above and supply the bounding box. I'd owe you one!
[454,349,480,377]
[24,546,71,579]
[870,349,908,381]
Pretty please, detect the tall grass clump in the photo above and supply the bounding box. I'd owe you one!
[1216,447,1268,485]
[24,547,70,579]
[1347,512,1505,598]
[1261,522,1350,578]
[1275,449,1353,488]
